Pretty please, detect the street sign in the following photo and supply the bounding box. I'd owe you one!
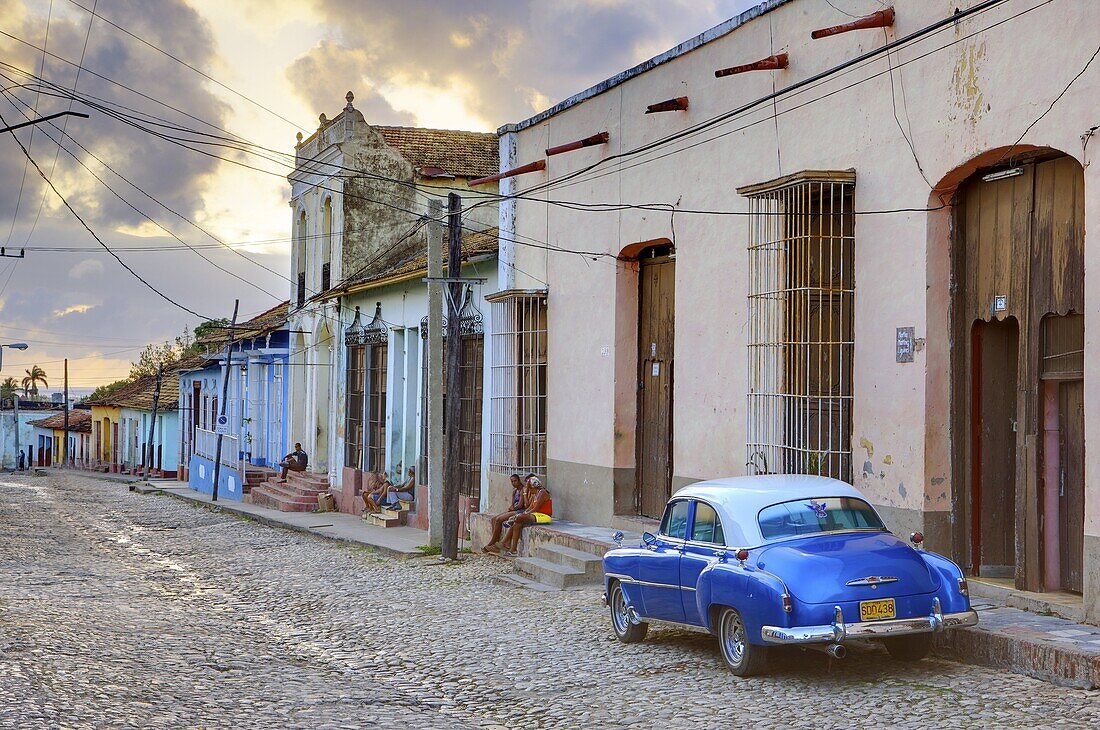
[215,414,229,435]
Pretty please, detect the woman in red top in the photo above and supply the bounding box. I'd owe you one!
[500,475,552,557]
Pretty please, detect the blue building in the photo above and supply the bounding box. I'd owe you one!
[179,302,290,500]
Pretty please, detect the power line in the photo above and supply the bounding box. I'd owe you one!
[0,107,211,319]
[65,0,308,133]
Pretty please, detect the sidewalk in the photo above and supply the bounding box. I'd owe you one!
[934,602,1100,689]
[135,481,428,558]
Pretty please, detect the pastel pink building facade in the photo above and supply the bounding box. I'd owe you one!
[487,0,1100,620]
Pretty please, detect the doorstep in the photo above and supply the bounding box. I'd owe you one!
[968,577,1085,623]
[136,481,426,559]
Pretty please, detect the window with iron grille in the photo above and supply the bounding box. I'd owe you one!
[297,271,306,307]
[366,343,388,471]
[740,172,855,482]
[345,343,365,468]
[419,291,485,498]
[321,261,331,292]
[487,290,547,476]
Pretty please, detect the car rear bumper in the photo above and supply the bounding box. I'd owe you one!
[760,598,978,644]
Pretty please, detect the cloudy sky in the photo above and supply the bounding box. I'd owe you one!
[0,0,758,393]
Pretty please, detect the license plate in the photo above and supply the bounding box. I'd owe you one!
[859,598,896,621]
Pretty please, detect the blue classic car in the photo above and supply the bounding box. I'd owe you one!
[603,475,978,676]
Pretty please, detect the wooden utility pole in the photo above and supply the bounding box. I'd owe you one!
[142,363,163,481]
[62,358,68,467]
[426,199,444,547]
[442,192,464,560]
[211,300,239,502]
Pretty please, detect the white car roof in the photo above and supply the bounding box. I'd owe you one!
[672,474,872,547]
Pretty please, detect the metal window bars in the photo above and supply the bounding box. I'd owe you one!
[487,290,548,476]
[743,173,855,483]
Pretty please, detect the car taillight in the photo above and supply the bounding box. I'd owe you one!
[782,594,792,613]
[735,548,749,562]
[958,577,969,597]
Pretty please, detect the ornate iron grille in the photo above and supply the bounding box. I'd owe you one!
[296,271,306,307]
[742,172,855,482]
[321,261,331,292]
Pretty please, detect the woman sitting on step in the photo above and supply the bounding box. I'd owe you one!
[363,466,416,514]
[497,476,552,557]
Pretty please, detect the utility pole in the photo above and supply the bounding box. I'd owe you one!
[426,199,444,547]
[211,300,239,502]
[442,193,464,560]
[62,359,68,467]
[142,363,163,481]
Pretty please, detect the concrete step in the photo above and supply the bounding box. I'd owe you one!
[491,572,559,592]
[534,543,604,577]
[365,512,403,528]
[260,480,328,500]
[248,486,316,512]
[514,556,593,589]
[288,471,330,489]
[398,499,414,511]
[379,506,407,523]
[256,481,313,502]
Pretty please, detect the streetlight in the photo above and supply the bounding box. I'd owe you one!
[1,342,29,471]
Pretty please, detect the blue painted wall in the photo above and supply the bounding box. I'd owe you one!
[187,454,245,501]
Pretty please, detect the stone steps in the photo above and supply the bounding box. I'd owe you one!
[246,472,331,513]
[365,512,403,528]
[248,486,317,512]
[514,555,592,589]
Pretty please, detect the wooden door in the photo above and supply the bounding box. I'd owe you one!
[1059,380,1084,592]
[972,318,1018,577]
[637,250,675,517]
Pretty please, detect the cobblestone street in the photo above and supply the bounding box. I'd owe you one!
[1,473,1098,729]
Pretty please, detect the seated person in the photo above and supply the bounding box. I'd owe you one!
[362,466,417,513]
[499,475,552,557]
[278,443,308,481]
[362,471,393,514]
[483,474,526,554]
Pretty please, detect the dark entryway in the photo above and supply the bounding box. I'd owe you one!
[637,245,674,518]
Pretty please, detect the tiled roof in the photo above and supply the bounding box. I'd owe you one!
[29,409,92,432]
[375,126,498,179]
[197,301,289,348]
[86,373,180,411]
[327,227,498,297]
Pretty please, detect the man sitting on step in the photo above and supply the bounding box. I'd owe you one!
[277,443,308,482]
[498,475,553,558]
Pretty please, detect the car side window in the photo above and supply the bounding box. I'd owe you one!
[691,501,725,545]
[659,500,690,540]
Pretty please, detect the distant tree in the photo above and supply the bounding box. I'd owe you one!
[82,379,130,403]
[22,365,47,397]
[130,340,183,380]
[191,318,231,351]
[0,377,18,405]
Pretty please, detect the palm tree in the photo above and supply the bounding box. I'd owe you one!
[0,377,18,405]
[22,365,47,398]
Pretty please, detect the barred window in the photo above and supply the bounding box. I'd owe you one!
[345,343,365,469]
[740,172,855,482]
[487,290,547,476]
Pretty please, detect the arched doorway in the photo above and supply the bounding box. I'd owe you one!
[949,151,1084,593]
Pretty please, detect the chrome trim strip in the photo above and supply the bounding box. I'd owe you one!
[605,573,695,592]
[845,576,900,587]
[760,609,978,645]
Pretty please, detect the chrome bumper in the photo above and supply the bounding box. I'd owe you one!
[761,598,978,645]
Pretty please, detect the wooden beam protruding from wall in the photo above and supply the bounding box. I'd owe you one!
[715,53,789,78]
[546,131,610,157]
[645,97,689,114]
[811,7,894,39]
[469,159,547,187]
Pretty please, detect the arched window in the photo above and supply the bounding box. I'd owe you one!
[321,198,333,291]
[296,210,307,306]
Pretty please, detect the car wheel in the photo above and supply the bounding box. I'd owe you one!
[717,607,768,676]
[608,581,647,643]
[884,633,932,662]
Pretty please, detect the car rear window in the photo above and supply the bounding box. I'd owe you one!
[758,497,885,541]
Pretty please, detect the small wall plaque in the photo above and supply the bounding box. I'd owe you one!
[994,295,1007,312]
[896,327,915,363]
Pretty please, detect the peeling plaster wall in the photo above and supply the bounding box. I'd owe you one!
[502,0,1100,586]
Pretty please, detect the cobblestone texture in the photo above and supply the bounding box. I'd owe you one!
[1,473,1097,729]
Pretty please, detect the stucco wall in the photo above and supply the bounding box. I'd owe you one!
[503,0,1099,551]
